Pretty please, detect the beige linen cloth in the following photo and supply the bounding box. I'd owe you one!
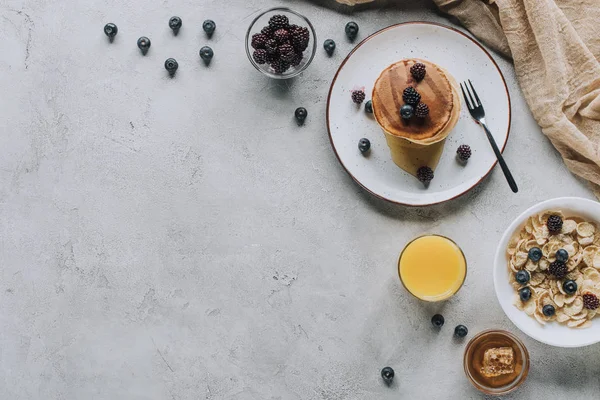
[326,0,600,198]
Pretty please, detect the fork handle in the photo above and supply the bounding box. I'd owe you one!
[480,121,518,193]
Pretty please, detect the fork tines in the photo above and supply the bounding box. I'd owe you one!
[460,80,482,110]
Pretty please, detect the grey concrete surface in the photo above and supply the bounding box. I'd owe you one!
[1,0,599,399]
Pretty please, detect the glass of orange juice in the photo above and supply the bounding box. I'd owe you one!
[398,235,467,301]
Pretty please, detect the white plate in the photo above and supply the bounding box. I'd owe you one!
[494,197,600,348]
[327,22,511,206]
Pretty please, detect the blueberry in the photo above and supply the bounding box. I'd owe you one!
[199,46,214,64]
[563,280,577,295]
[324,39,336,56]
[104,23,118,41]
[454,325,468,338]
[365,100,373,114]
[345,21,359,41]
[556,249,569,263]
[137,37,151,54]
[400,104,414,119]
[542,304,555,317]
[358,138,370,154]
[528,247,542,262]
[203,19,216,37]
[169,16,182,34]
[164,58,179,75]
[519,287,532,302]
[431,314,444,328]
[515,270,530,285]
[295,107,307,125]
[381,367,394,385]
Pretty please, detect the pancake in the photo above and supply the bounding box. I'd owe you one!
[372,59,458,142]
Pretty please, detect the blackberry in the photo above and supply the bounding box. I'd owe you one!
[164,58,178,75]
[414,103,429,118]
[265,39,279,54]
[400,104,414,119]
[137,37,151,54]
[351,90,366,104]
[274,28,290,44]
[547,215,563,234]
[402,87,421,105]
[270,59,290,74]
[203,20,216,37]
[261,26,273,36]
[324,39,336,56]
[278,44,295,62]
[269,14,289,30]
[365,100,373,114]
[266,52,279,63]
[549,260,568,279]
[583,293,600,310]
[410,62,426,81]
[253,49,267,64]
[417,166,434,184]
[251,33,268,49]
[292,27,310,51]
[456,145,472,162]
[345,21,359,41]
[104,23,118,40]
[291,52,303,67]
[169,16,182,34]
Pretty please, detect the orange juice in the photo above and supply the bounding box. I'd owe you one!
[399,235,467,301]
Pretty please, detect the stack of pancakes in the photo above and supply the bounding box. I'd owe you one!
[372,59,461,177]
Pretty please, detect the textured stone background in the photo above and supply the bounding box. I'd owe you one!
[1,0,599,399]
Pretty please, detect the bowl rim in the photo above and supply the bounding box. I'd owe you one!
[245,7,317,80]
[493,196,600,348]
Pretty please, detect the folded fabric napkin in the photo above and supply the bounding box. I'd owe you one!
[323,0,600,198]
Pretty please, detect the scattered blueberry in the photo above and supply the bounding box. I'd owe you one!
[137,37,151,54]
[165,58,179,75]
[542,304,555,317]
[365,100,373,114]
[381,367,394,385]
[203,19,216,37]
[454,325,468,338]
[358,138,370,154]
[528,247,542,262]
[199,46,214,64]
[169,16,182,34]
[519,287,532,302]
[400,104,414,119]
[556,249,569,263]
[515,270,530,285]
[431,314,444,328]
[345,21,359,41]
[295,107,307,125]
[324,39,336,56]
[563,280,577,295]
[104,23,118,41]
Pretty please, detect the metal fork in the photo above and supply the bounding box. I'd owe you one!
[460,80,518,193]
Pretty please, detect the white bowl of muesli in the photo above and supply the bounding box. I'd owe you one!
[494,197,600,347]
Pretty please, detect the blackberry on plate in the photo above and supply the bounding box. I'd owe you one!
[365,100,373,114]
[456,145,472,162]
[547,215,563,233]
[265,39,279,54]
[274,28,290,44]
[278,44,295,62]
[169,16,182,34]
[137,37,151,54]
[269,14,289,30]
[417,166,434,184]
[253,49,267,64]
[519,287,532,301]
[431,314,444,328]
[345,21,359,41]
[203,20,216,37]
[549,260,567,279]
[199,46,214,64]
[381,367,394,385]
[324,39,336,56]
[400,104,414,119]
[556,249,569,263]
[410,62,426,81]
[295,107,307,125]
[402,86,421,105]
[414,102,429,118]
[542,304,555,317]
[563,280,577,295]
[251,33,268,49]
[583,293,600,310]
[351,90,366,104]
[270,59,290,74]
[164,58,178,75]
[528,247,542,262]
[104,23,118,40]
[358,138,370,154]
[454,325,468,338]
[515,270,530,285]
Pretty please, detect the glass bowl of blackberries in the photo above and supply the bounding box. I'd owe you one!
[246,7,317,79]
